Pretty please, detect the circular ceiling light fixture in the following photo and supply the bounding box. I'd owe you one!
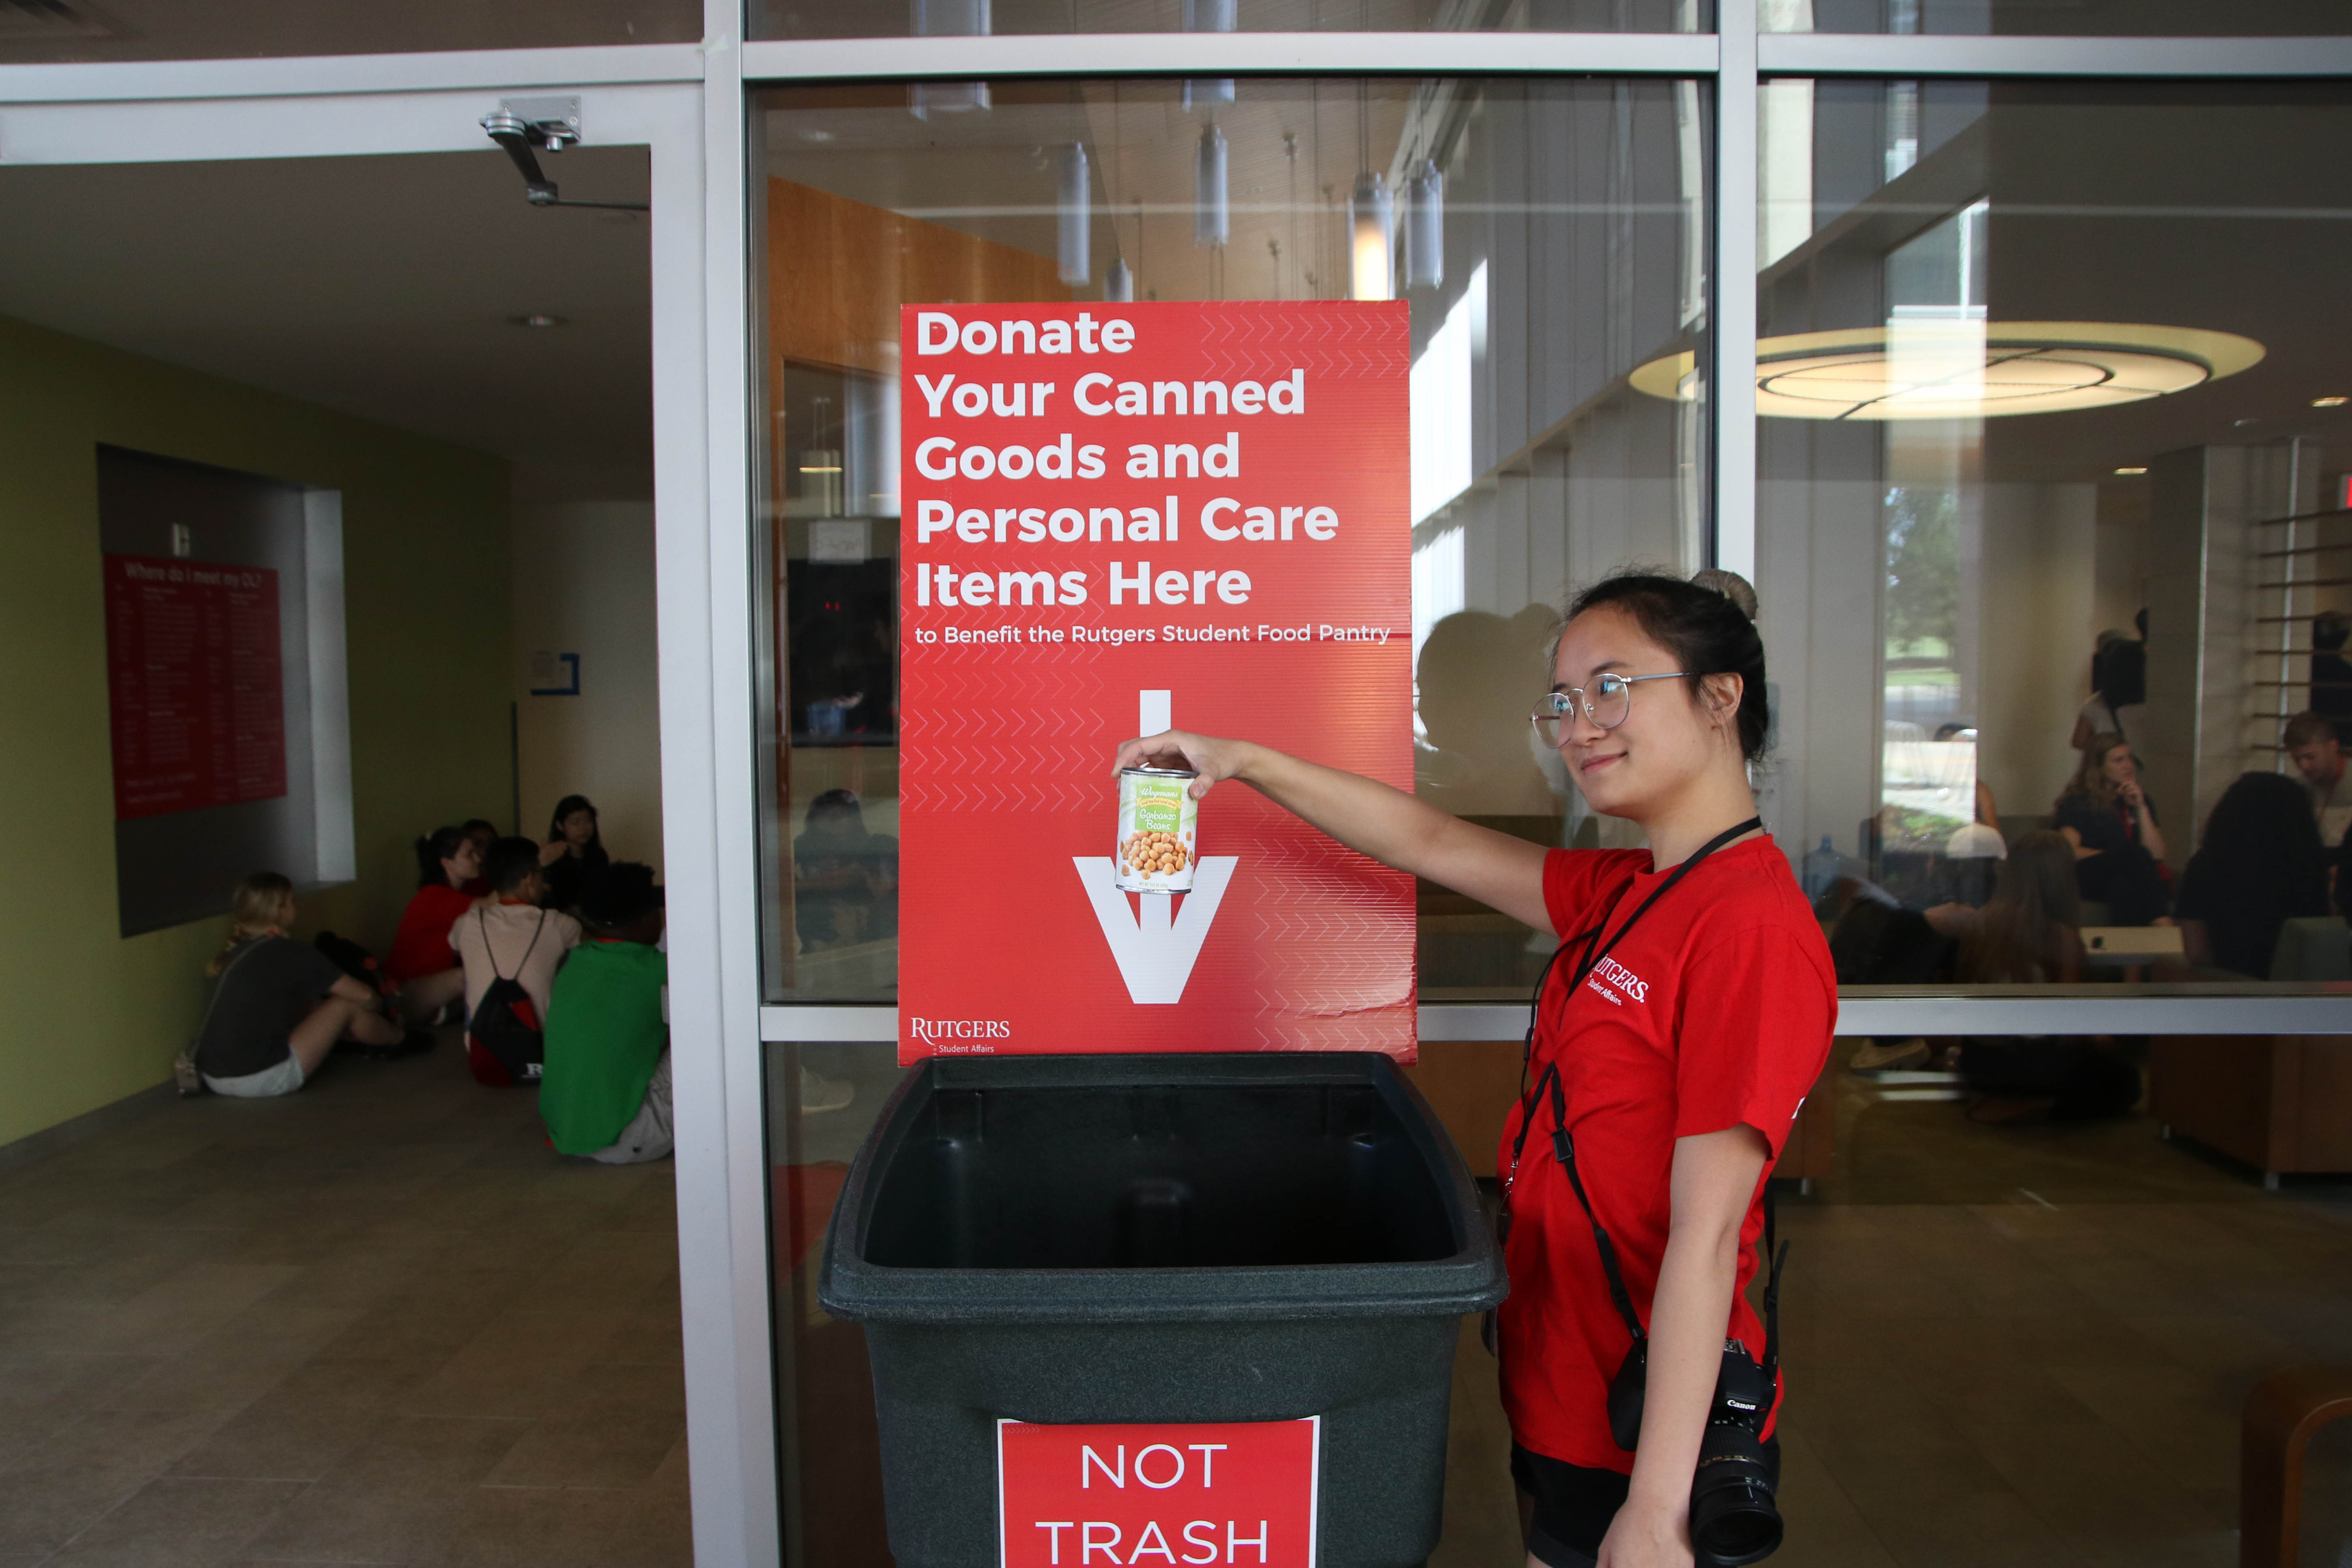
[2114,466,2149,476]
[2315,395,2348,408]
[1631,321,2263,420]
[507,313,568,329]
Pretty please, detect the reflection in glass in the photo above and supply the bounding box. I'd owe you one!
[1761,0,2347,35]
[0,0,697,62]
[1752,81,2352,983]
[756,76,1710,1002]
[754,0,1713,39]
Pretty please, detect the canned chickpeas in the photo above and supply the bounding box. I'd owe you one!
[1116,766,1199,894]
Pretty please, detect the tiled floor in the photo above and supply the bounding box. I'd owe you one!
[18,1034,2352,1568]
[1429,1058,2352,1568]
[0,1031,689,1568]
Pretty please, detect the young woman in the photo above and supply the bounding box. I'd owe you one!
[2053,734,2170,925]
[191,872,412,1097]
[538,794,610,912]
[385,826,482,1025]
[1115,572,1834,1568]
[459,818,500,897]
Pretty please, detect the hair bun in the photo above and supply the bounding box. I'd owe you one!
[1688,568,1759,622]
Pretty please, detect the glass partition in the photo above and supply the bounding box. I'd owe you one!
[1751,78,2352,992]
[753,0,1713,41]
[752,74,1712,1004]
[0,0,699,62]
[1761,0,2349,35]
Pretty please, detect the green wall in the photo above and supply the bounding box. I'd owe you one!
[0,313,512,1148]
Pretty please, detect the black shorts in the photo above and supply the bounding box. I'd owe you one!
[1510,1444,1630,1568]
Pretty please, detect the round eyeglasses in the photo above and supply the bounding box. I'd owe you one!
[1530,672,1692,745]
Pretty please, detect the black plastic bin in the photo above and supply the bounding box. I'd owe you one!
[818,1052,1508,1568]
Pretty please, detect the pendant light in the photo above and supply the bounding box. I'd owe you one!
[1346,81,1390,301]
[1404,156,1443,290]
[1348,171,1392,301]
[1101,85,1135,302]
[1195,124,1229,248]
[1182,0,1235,112]
[909,0,989,119]
[1056,142,1090,286]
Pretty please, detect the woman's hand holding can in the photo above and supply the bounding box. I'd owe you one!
[1112,730,1252,801]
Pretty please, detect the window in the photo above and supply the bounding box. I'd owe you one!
[752,0,1714,41]
[753,74,1712,1002]
[1761,0,2349,36]
[0,0,698,62]
[1754,79,2352,990]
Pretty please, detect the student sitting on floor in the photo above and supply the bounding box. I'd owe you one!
[538,794,610,914]
[540,861,673,1164]
[384,826,480,1026]
[188,872,424,1097]
[454,838,581,1040]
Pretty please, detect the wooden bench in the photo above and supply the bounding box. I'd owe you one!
[2242,1365,2352,1568]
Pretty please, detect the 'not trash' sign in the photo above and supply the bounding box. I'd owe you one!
[997,1417,1321,1568]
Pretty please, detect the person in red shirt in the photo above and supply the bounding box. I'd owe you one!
[386,826,482,1026]
[1115,571,1834,1568]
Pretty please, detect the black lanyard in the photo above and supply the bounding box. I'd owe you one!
[1498,816,1763,1250]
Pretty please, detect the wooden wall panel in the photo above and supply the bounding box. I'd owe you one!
[1400,1040,1524,1180]
[766,177,1071,377]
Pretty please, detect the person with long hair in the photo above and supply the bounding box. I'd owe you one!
[2176,770,2330,977]
[538,794,610,913]
[459,818,500,896]
[1942,832,2137,1122]
[1948,831,2083,984]
[1115,571,1833,1568]
[2054,733,2171,925]
[189,873,417,1097]
[383,826,482,1026]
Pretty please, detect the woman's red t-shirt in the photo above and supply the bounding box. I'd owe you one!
[386,884,475,983]
[1495,836,1835,1472]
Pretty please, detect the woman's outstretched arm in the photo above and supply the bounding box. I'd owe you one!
[1114,730,1553,932]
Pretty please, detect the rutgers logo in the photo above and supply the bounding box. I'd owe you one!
[1592,955,1649,1004]
[908,1017,1013,1043]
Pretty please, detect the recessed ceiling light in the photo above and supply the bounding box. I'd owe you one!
[507,313,568,329]
[2316,395,2349,408]
[2233,417,2260,427]
[2114,466,2148,476]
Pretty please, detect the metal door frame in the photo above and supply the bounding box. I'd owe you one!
[6,12,2350,1568]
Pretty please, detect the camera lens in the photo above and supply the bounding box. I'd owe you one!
[1689,1425,1782,1567]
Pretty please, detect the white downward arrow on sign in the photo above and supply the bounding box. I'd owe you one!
[1072,857,1239,1005]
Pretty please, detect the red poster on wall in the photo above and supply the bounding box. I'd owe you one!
[896,302,1414,1062]
[102,553,286,820]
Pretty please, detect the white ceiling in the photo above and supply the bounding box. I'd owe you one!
[0,146,655,497]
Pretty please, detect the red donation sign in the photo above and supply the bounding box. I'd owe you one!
[102,553,286,820]
[998,1418,1320,1568]
[896,301,1415,1062]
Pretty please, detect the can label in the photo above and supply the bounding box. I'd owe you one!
[1117,770,1198,893]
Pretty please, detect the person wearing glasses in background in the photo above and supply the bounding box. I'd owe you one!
[1116,570,1834,1568]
